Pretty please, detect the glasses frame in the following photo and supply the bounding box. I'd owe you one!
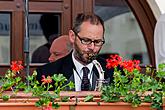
[73,31,105,46]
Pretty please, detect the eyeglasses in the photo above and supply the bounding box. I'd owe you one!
[74,31,105,46]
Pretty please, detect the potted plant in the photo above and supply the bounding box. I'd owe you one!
[0,56,164,110]
[101,54,165,109]
[0,61,74,110]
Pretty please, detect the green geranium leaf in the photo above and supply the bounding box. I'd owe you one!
[52,102,60,109]
[61,96,70,102]
[84,95,94,102]
[144,95,152,102]
[35,101,42,107]
[2,95,10,101]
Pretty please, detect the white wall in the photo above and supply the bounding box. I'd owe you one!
[155,0,165,14]
[100,12,149,63]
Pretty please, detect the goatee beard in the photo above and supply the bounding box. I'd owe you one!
[88,53,97,60]
[74,51,96,64]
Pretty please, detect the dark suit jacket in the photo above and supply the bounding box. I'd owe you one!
[36,52,114,91]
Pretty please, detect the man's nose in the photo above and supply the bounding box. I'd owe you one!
[88,42,95,50]
[48,54,56,62]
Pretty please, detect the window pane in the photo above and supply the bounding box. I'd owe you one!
[94,1,150,65]
[29,13,61,63]
[0,13,10,64]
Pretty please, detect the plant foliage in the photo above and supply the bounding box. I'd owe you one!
[101,54,165,109]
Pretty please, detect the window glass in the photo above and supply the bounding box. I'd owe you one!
[0,13,10,64]
[29,13,61,63]
[94,1,150,65]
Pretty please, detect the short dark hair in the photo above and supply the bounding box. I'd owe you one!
[72,13,104,34]
[40,14,59,41]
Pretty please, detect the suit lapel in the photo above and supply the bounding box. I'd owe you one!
[60,52,75,90]
[60,52,74,78]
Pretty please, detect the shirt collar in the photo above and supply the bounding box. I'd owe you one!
[72,52,93,74]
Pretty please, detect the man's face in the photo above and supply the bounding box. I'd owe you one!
[49,36,71,62]
[72,21,104,65]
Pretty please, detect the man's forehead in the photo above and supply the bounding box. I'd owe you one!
[50,35,69,51]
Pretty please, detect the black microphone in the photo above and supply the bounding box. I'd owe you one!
[23,0,30,87]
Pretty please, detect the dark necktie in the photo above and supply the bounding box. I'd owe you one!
[81,67,90,91]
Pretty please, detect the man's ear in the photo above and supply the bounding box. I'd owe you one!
[68,30,75,43]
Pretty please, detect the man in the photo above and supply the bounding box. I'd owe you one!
[36,13,114,91]
[31,14,59,63]
[48,35,72,62]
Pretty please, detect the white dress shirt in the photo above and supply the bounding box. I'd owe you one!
[72,52,94,91]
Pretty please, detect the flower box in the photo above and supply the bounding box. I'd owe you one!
[0,91,164,110]
[0,57,164,110]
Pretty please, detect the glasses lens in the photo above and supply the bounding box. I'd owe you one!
[94,40,104,46]
[81,39,92,45]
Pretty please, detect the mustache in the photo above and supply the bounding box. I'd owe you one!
[88,53,97,60]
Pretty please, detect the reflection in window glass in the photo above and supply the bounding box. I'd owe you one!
[0,13,10,64]
[94,2,150,65]
[29,13,60,63]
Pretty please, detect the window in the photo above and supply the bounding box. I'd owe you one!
[29,13,61,63]
[0,0,72,74]
[0,13,10,64]
[95,0,150,65]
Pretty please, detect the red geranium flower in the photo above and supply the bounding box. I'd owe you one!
[106,54,122,69]
[41,75,52,84]
[45,105,52,110]
[10,61,24,73]
[121,60,141,72]
[44,106,52,110]
[106,54,141,73]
